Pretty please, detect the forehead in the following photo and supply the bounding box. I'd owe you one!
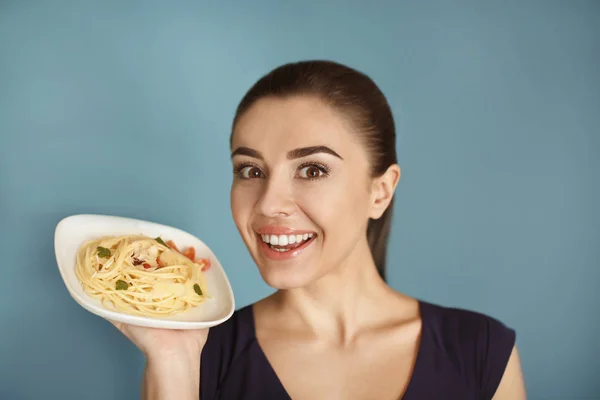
[232,96,362,158]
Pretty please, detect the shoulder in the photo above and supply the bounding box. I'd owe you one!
[204,303,256,357]
[200,304,257,396]
[420,300,516,343]
[419,300,517,399]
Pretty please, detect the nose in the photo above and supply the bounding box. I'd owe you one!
[256,172,297,217]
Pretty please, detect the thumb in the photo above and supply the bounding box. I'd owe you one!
[107,319,132,340]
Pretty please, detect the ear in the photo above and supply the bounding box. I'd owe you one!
[369,164,401,220]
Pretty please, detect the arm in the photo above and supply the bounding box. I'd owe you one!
[141,351,201,400]
[492,345,527,399]
[107,321,208,400]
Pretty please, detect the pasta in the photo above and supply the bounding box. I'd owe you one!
[75,234,212,317]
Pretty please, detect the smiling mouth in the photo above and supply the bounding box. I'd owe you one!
[259,233,316,252]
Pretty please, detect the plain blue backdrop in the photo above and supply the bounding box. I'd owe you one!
[1,1,598,399]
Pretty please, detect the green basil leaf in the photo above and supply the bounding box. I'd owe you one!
[97,246,111,258]
[193,283,203,296]
[115,280,129,290]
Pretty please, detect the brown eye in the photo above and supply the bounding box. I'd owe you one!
[298,164,328,179]
[240,166,264,179]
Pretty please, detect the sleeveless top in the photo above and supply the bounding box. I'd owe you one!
[200,299,516,399]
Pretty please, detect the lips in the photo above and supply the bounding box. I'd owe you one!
[255,226,317,260]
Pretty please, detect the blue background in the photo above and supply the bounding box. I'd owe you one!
[1,1,598,399]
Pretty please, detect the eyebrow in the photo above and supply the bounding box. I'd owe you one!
[231,146,343,160]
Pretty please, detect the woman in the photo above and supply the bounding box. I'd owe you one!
[112,60,526,399]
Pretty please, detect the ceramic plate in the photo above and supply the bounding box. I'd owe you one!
[54,214,235,329]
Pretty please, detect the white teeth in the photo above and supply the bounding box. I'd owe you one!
[260,232,316,246]
[279,235,288,246]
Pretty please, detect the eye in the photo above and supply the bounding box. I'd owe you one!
[297,163,330,180]
[235,164,265,179]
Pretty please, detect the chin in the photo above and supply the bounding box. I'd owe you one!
[256,261,316,290]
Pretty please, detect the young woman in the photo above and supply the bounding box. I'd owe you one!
[112,60,526,399]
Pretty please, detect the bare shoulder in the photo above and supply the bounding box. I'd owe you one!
[250,292,284,331]
[492,345,527,399]
[416,299,525,399]
[383,290,422,322]
[252,293,279,315]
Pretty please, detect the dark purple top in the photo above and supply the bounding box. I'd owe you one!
[200,300,516,399]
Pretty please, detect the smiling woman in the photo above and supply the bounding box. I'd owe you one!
[113,60,527,400]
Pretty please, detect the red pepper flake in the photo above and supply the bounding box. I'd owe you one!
[143,263,152,269]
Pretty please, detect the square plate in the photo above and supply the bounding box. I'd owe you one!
[54,214,235,329]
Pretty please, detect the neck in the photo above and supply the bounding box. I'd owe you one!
[273,238,394,345]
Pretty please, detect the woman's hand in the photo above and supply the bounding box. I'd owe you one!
[110,320,209,359]
[110,321,210,400]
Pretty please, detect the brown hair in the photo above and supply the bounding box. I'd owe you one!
[231,60,397,281]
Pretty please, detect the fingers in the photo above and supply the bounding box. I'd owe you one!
[107,319,133,341]
[107,319,123,331]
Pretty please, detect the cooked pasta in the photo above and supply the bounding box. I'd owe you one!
[75,234,211,317]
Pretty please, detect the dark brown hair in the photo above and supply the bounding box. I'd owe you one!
[231,60,397,281]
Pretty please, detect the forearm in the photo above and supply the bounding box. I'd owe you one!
[141,354,201,400]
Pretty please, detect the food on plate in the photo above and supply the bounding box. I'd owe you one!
[75,234,212,317]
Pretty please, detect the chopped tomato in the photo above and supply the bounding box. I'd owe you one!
[166,240,179,252]
[196,258,211,272]
[182,247,196,261]
[195,257,210,266]
[143,263,152,269]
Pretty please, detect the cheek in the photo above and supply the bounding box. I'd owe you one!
[295,178,371,236]
[230,184,259,229]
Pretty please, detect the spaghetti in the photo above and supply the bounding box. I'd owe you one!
[75,234,212,317]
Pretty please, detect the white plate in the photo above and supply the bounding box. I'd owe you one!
[54,214,235,329]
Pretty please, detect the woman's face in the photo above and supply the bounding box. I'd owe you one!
[230,96,391,289]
